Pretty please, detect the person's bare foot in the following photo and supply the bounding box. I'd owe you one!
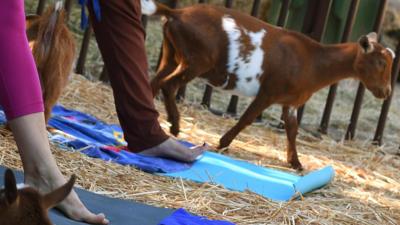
[25,172,109,224]
[139,137,207,162]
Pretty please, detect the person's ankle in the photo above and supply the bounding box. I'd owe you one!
[24,165,65,191]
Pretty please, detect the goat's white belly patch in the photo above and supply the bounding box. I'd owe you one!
[222,16,266,97]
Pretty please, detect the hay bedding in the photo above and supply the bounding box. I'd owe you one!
[0,74,399,225]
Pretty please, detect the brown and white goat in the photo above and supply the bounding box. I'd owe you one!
[26,3,76,124]
[143,0,395,170]
[0,169,76,225]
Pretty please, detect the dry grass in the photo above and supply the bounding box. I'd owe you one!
[1,75,399,225]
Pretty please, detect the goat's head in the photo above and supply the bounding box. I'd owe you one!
[0,169,76,225]
[354,32,395,99]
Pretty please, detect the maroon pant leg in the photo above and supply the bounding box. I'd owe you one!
[88,0,168,152]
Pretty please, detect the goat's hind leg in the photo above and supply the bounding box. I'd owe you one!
[151,40,177,97]
[282,106,302,170]
[161,63,207,136]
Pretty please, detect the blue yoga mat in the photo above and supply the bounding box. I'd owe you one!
[165,151,334,201]
[0,105,335,201]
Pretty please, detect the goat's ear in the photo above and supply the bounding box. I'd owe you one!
[4,169,18,205]
[42,175,76,209]
[367,32,378,43]
[358,35,374,53]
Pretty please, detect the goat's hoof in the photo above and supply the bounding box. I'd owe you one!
[218,136,232,149]
[289,161,303,171]
[170,127,180,137]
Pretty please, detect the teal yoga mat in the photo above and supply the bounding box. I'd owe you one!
[164,152,335,201]
[0,166,174,225]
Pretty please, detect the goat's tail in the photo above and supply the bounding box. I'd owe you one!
[33,1,65,65]
[29,1,76,113]
[141,0,174,16]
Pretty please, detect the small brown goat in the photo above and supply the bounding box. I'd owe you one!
[143,0,395,170]
[26,3,76,124]
[0,169,76,225]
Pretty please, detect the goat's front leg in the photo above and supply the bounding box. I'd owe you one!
[219,95,271,148]
[282,106,302,170]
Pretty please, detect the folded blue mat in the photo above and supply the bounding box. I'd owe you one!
[165,151,334,201]
[0,105,335,201]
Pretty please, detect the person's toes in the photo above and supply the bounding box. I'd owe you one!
[57,192,109,224]
[187,144,207,161]
[78,211,108,225]
[62,206,109,224]
[83,212,109,225]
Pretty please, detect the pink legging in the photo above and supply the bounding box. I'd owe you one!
[0,0,44,120]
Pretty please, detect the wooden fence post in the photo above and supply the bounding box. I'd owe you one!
[345,0,388,140]
[37,0,47,15]
[319,0,360,134]
[373,41,400,145]
[201,0,234,108]
[296,0,333,124]
[76,23,93,75]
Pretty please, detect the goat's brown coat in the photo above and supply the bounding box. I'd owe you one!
[148,2,393,169]
[26,6,76,124]
[0,169,75,225]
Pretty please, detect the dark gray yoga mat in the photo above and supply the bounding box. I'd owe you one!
[0,166,174,225]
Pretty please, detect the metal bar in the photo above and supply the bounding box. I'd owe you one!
[201,85,213,107]
[176,0,205,101]
[176,87,186,102]
[64,0,73,21]
[174,0,192,100]
[202,0,234,108]
[277,0,291,27]
[152,1,184,99]
[156,0,178,69]
[275,0,291,128]
[252,0,261,123]
[373,41,400,145]
[225,0,234,8]
[226,96,239,116]
[99,67,109,83]
[319,0,360,134]
[297,0,333,124]
[76,24,93,75]
[251,0,261,17]
[141,15,148,29]
[37,0,47,15]
[225,0,238,115]
[227,0,266,116]
[345,0,388,140]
